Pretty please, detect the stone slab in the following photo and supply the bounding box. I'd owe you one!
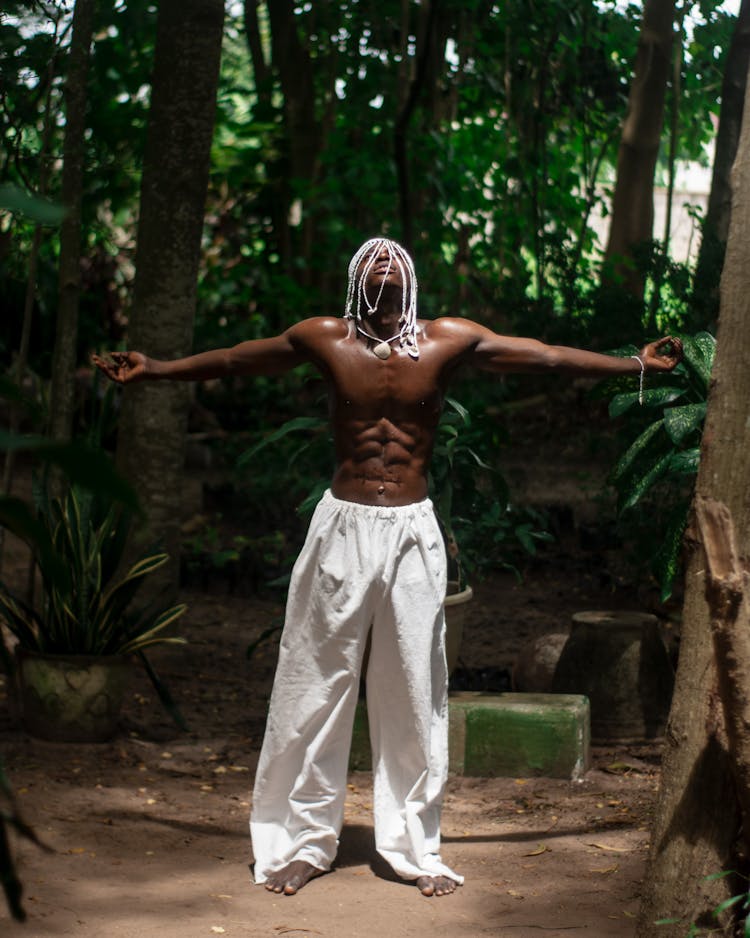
[450,691,591,780]
[348,692,591,780]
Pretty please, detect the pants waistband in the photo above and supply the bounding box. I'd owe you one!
[322,488,434,518]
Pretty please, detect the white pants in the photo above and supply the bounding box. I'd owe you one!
[250,489,463,885]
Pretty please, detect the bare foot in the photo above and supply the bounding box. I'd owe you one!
[416,875,458,897]
[264,860,324,895]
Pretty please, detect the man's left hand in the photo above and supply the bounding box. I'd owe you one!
[639,336,684,372]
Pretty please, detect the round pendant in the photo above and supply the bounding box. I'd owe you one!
[373,342,392,360]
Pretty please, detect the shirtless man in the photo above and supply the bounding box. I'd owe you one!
[94,237,682,899]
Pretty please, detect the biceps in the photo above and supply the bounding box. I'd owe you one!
[227,335,305,375]
[474,336,555,372]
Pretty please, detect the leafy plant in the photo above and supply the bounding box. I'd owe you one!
[0,481,188,730]
[430,397,552,585]
[238,395,550,591]
[0,484,186,658]
[602,332,715,600]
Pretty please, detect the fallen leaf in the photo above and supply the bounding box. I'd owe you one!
[523,844,548,857]
[590,865,619,874]
[210,928,226,935]
[586,842,629,853]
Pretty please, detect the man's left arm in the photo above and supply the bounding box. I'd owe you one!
[468,323,683,377]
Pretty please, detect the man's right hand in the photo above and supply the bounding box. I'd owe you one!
[92,351,151,384]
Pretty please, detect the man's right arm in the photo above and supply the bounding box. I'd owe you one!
[92,320,333,385]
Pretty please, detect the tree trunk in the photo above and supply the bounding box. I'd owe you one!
[604,0,675,301]
[637,66,750,938]
[47,0,96,444]
[695,496,750,830]
[116,0,224,592]
[692,0,750,327]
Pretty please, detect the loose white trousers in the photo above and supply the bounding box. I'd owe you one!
[250,490,463,885]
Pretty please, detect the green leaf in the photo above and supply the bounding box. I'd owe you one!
[0,497,69,593]
[611,419,665,484]
[668,448,700,476]
[655,507,690,603]
[621,452,673,510]
[713,893,745,916]
[137,651,189,732]
[681,332,716,388]
[237,416,326,467]
[609,392,639,417]
[0,182,66,226]
[444,396,470,424]
[0,434,139,511]
[664,403,707,445]
[640,386,686,408]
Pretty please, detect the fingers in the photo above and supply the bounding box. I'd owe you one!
[91,351,132,383]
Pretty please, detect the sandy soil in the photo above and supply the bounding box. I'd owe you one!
[1,553,666,938]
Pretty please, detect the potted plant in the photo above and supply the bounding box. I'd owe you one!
[0,483,187,742]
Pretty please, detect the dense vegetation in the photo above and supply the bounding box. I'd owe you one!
[0,0,738,579]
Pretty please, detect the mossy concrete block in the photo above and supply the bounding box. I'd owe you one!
[349,694,590,780]
[450,692,590,780]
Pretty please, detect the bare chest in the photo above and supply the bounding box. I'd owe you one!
[324,339,445,420]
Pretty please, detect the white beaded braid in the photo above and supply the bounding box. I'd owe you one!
[344,238,420,359]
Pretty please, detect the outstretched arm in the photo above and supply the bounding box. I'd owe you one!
[93,329,310,385]
[468,323,683,377]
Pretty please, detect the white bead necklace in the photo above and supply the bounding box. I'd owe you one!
[355,322,402,360]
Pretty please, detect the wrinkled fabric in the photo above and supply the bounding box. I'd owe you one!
[250,489,463,885]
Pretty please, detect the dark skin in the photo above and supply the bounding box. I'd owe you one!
[94,244,683,897]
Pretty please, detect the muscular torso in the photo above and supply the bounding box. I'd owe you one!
[292,318,474,506]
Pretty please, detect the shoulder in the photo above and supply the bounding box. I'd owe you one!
[286,316,349,348]
[421,316,495,348]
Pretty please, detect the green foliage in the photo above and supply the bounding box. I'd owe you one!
[237,392,550,587]
[0,484,186,657]
[603,332,715,600]
[430,397,552,582]
[655,870,750,937]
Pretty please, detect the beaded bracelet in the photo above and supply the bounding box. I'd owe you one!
[631,354,645,405]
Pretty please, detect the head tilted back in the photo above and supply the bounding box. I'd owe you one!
[344,237,420,358]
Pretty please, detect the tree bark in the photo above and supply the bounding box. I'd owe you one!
[604,0,675,301]
[692,0,750,327]
[47,0,96,444]
[695,496,750,831]
[637,62,750,938]
[116,0,224,593]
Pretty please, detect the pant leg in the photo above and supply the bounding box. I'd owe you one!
[365,503,463,884]
[250,493,375,882]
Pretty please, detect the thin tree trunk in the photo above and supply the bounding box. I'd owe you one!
[637,61,750,938]
[48,0,96,444]
[116,0,224,593]
[604,0,676,302]
[394,0,441,254]
[692,0,750,326]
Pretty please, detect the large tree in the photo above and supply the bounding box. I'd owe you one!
[116,0,225,589]
[637,69,750,938]
[604,0,676,303]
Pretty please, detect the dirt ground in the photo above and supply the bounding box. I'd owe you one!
[0,389,674,937]
[1,552,668,938]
